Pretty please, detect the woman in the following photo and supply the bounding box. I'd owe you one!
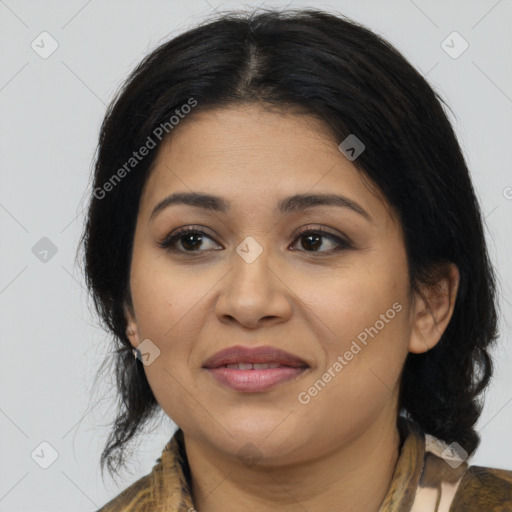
[82,8,512,511]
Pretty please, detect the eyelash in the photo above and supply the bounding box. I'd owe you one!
[156,225,351,256]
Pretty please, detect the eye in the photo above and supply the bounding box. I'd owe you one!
[290,226,351,254]
[157,225,351,255]
[157,226,220,254]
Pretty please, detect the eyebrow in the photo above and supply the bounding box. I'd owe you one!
[149,192,372,222]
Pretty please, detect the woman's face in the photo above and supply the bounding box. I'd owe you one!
[125,104,438,464]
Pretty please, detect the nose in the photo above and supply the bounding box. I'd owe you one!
[214,239,293,329]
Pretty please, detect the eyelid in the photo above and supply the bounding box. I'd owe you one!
[156,225,219,252]
[293,224,349,242]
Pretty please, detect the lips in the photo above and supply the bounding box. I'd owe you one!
[202,345,309,369]
[202,345,309,392]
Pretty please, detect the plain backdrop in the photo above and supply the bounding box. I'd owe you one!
[1,0,511,510]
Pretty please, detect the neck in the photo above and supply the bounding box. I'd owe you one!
[184,414,402,512]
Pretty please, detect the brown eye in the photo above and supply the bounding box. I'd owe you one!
[158,227,220,253]
[290,227,351,254]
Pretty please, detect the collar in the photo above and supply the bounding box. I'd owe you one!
[143,416,468,511]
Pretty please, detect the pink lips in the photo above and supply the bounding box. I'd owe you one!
[202,345,309,392]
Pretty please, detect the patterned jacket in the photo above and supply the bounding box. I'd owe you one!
[96,417,512,511]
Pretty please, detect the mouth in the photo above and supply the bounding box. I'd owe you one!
[202,345,309,392]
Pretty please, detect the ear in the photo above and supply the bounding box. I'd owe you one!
[124,302,141,349]
[408,262,460,354]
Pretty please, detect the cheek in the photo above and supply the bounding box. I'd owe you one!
[128,249,211,388]
[130,270,201,422]
[304,257,409,345]
[129,248,208,337]
[305,255,411,394]
[299,304,409,433]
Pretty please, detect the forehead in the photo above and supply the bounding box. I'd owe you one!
[139,105,389,223]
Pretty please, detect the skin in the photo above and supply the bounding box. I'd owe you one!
[125,104,459,512]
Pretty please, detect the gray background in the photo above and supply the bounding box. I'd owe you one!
[1,0,511,510]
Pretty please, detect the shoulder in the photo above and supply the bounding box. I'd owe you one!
[95,429,192,512]
[95,473,154,512]
[450,465,512,511]
[415,429,512,511]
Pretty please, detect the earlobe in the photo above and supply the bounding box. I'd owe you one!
[126,324,140,348]
[124,305,140,348]
[408,263,460,354]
